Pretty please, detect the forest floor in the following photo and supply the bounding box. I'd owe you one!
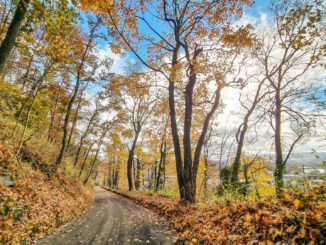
[36,187,176,245]
[108,187,325,244]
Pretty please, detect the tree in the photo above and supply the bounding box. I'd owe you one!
[231,75,269,183]
[256,0,325,196]
[154,111,170,192]
[0,0,30,74]
[8,0,82,158]
[82,0,253,202]
[73,94,102,167]
[109,71,157,191]
[83,121,113,184]
[54,16,102,170]
[105,132,127,189]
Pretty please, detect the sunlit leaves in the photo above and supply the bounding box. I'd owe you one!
[112,186,326,244]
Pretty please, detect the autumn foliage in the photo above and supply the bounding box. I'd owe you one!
[0,0,325,243]
[109,187,326,244]
[0,145,94,244]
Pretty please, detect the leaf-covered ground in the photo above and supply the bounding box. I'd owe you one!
[0,152,94,244]
[110,187,326,244]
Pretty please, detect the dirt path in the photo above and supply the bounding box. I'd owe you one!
[36,187,176,245]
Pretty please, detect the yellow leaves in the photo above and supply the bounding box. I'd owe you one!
[170,63,183,83]
[293,199,303,210]
[258,241,273,245]
[221,24,254,48]
[287,225,296,233]
[191,237,198,243]
[181,229,190,237]
[245,213,252,222]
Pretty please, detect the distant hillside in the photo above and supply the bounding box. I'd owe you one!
[211,152,326,170]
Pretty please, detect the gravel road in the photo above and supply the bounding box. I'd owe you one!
[36,187,175,245]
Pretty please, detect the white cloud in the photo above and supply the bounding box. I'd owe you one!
[97,44,130,75]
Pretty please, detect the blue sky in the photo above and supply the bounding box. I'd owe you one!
[93,0,273,72]
[245,0,269,16]
[85,1,326,155]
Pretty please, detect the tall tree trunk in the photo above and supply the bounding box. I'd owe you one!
[66,84,88,150]
[162,156,166,189]
[231,80,265,182]
[135,158,141,190]
[231,121,248,182]
[274,89,284,197]
[168,46,185,199]
[183,74,196,202]
[66,100,81,151]
[0,0,30,74]
[127,133,139,191]
[83,155,96,185]
[155,142,167,192]
[55,85,79,168]
[155,118,168,192]
[192,87,221,199]
[113,164,120,188]
[107,158,113,188]
[84,136,105,184]
[203,146,209,195]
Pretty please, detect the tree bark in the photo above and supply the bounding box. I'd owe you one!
[274,89,284,197]
[0,0,30,74]
[135,158,141,190]
[231,80,266,182]
[127,132,139,191]
[155,117,168,192]
[73,108,98,166]
[183,73,196,202]
[192,87,222,197]
[66,84,88,150]
[232,121,248,182]
[168,46,185,199]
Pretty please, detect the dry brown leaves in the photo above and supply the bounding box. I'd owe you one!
[110,186,326,245]
[0,145,94,244]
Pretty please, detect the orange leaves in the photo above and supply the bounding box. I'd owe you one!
[221,24,254,48]
[0,164,94,244]
[111,186,326,244]
[170,63,183,83]
[0,144,16,179]
[0,144,14,168]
